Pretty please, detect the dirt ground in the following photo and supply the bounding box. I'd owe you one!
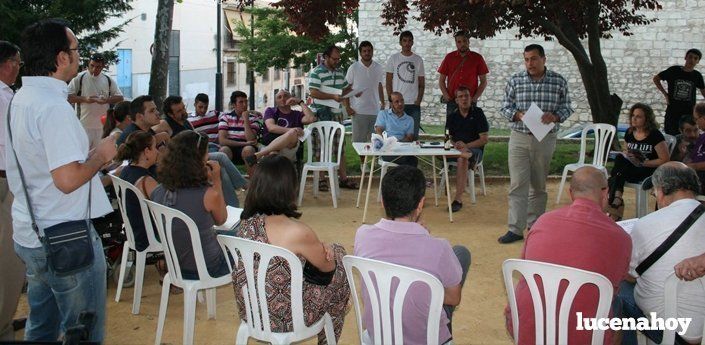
[13,179,643,345]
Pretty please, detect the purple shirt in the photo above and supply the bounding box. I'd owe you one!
[354,219,462,345]
[262,106,304,143]
[690,132,705,163]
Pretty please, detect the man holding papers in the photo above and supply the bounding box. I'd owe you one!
[308,45,359,190]
[498,44,574,244]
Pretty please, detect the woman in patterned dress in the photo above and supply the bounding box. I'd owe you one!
[233,155,350,344]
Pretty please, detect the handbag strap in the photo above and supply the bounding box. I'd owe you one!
[636,203,705,276]
[6,99,92,239]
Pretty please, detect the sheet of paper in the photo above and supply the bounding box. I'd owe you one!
[312,85,343,108]
[214,206,243,231]
[341,86,367,99]
[521,102,555,142]
[617,218,638,235]
[298,127,312,143]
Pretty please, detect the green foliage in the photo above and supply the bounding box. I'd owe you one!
[232,6,357,77]
[0,0,132,66]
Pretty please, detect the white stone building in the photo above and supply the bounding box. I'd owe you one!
[357,0,705,129]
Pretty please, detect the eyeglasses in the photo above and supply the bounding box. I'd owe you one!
[196,133,207,150]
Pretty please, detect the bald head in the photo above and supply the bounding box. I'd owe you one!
[569,166,608,204]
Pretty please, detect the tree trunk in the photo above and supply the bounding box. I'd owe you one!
[149,0,175,110]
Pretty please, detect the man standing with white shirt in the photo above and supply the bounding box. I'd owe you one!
[68,53,123,148]
[0,40,24,341]
[6,19,117,342]
[386,31,425,139]
[345,41,385,144]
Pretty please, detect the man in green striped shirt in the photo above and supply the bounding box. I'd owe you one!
[307,45,359,190]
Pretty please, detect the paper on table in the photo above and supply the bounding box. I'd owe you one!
[313,85,343,108]
[341,86,368,99]
[617,218,638,235]
[521,102,555,142]
[298,127,312,143]
[214,206,243,231]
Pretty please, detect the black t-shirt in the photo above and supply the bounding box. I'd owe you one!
[116,123,157,146]
[165,115,194,137]
[625,129,665,161]
[446,107,489,148]
[658,66,705,116]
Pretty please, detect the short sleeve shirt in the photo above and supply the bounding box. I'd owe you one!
[117,123,156,146]
[386,52,425,105]
[658,66,705,116]
[446,107,489,146]
[437,51,489,99]
[624,130,665,161]
[345,60,385,115]
[218,111,261,142]
[374,109,414,141]
[262,107,303,143]
[690,132,705,164]
[354,219,462,345]
[165,115,194,137]
[67,71,123,129]
[187,110,221,143]
[308,64,348,115]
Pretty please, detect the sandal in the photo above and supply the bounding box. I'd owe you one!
[318,179,330,192]
[607,196,625,221]
[339,177,359,189]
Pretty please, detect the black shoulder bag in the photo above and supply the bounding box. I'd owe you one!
[7,99,95,276]
[636,204,705,276]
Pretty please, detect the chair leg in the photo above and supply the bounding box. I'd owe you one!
[206,288,216,320]
[323,313,337,345]
[183,287,198,345]
[437,168,446,200]
[378,164,387,202]
[154,273,171,345]
[313,171,320,198]
[132,251,146,315]
[469,169,477,204]
[556,167,570,204]
[479,164,486,196]
[114,245,130,302]
[329,168,338,208]
[297,167,308,206]
[235,322,250,345]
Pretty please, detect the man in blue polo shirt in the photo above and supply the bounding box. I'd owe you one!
[375,92,416,166]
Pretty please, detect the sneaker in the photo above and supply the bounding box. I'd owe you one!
[451,200,463,212]
[497,231,524,244]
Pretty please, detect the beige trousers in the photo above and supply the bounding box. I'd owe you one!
[507,131,557,235]
[0,177,25,340]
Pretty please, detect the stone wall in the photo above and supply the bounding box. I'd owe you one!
[357,0,705,132]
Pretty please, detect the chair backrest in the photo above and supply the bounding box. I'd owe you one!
[144,199,217,284]
[578,124,615,166]
[663,133,677,155]
[342,255,445,345]
[306,121,345,165]
[502,259,614,345]
[109,174,161,252]
[216,235,311,339]
[662,273,705,344]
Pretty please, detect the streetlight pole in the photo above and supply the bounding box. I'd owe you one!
[248,2,255,110]
[215,0,224,111]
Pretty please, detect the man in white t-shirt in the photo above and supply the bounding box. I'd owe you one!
[345,41,385,143]
[616,162,705,344]
[386,30,425,139]
[68,53,123,148]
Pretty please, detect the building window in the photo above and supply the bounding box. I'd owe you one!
[261,69,269,82]
[273,68,281,81]
[227,62,236,85]
[295,66,303,77]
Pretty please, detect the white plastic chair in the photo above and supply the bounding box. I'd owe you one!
[624,133,677,217]
[658,273,705,344]
[298,121,345,208]
[216,235,336,345]
[436,158,487,204]
[342,255,445,345]
[502,259,614,345]
[144,200,233,345]
[109,174,164,315]
[556,124,615,204]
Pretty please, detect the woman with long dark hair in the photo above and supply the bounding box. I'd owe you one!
[607,103,670,220]
[102,100,132,139]
[150,130,229,279]
[233,155,350,344]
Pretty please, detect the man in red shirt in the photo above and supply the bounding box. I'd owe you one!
[504,166,632,344]
[438,31,489,116]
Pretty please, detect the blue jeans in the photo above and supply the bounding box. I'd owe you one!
[614,280,684,345]
[403,104,421,140]
[208,152,247,207]
[14,225,106,342]
[444,245,471,334]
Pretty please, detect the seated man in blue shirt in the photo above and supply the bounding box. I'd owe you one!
[375,91,417,167]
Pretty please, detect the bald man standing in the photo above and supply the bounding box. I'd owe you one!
[505,166,632,344]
